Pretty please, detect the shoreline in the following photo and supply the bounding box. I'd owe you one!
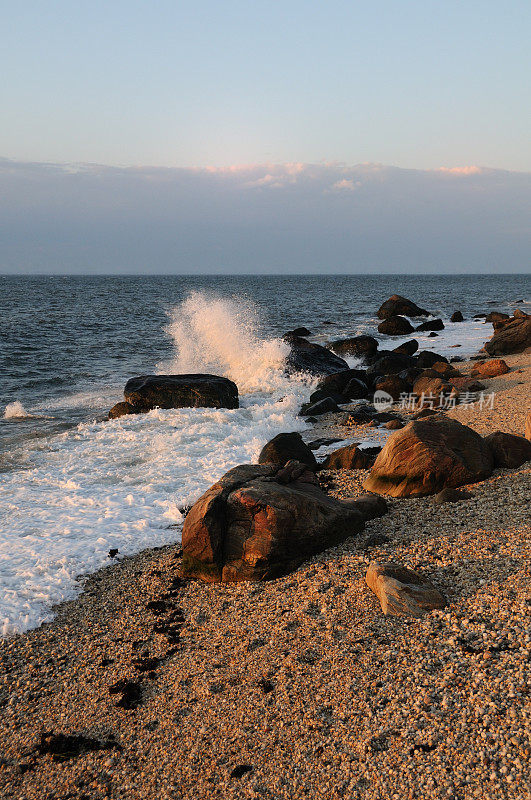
[0,351,529,798]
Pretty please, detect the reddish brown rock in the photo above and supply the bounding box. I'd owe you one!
[484,315,531,355]
[366,561,446,617]
[484,432,531,469]
[470,358,509,378]
[363,417,493,497]
[258,432,318,471]
[526,412,531,442]
[181,461,365,582]
[108,401,136,419]
[321,444,375,470]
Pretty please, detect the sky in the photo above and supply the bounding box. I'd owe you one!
[1,1,530,273]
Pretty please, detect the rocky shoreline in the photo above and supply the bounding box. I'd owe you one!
[1,328,530,798]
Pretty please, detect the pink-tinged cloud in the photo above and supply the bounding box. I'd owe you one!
[437,166,485,176]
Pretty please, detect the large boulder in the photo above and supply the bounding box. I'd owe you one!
[315,368,368,395]
[415,318,445,332]
[258,432,318,471]
[329,336,378,360]
[119,374,239,414]
[377,295,430,320]
[181,462,365,581]
[484,432,531,469]
[363,417,493,497]
[321,444,375,470]
[284,335,349,377]
[470,358,509,378]
[377,315,415,335]
[484,315,531,355]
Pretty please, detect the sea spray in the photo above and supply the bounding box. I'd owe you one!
[0,293,311,636]
[4,401,32,419]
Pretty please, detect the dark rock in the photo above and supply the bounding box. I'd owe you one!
[377,315,415,336]
[363,417,493,497]
[123,374,239,413]
[434,487,472,504]
[284,336,349,377]
[108,401,136,420]
[428,332,438,337]
[308,388,348,405]
[315,368,368,395]
[416,351,449,368]
[366,353,415,381]
[230,765,253,779]
[393,339,419,356]
[258,432,318,471]
[181,462,365,581]
[108,679,142,710]
[377,295,430,320]
[36,732,121,762]
[285,327,311,337]
[343,377,369,399]
[415,319,445,332]
[329,335,378,359]
[300,397,341,416]
[485,311,510,324]
[321,444,375,470]
[484,432,531,469]
[307,437,343,450]
[385,419,404,430]
[374,374,410,401]
[450,311,464,322]
[345,404,377,424]
[351,494,388,519]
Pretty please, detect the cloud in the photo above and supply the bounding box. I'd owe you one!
[0,159,529,273]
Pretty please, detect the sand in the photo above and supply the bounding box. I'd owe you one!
[0,351,530,800]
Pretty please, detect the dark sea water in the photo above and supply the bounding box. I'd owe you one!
[0,273,529,634]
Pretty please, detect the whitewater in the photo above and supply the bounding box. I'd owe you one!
[0,294,311,635]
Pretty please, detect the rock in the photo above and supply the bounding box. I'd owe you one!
[181,462,365,581]
[307,437,343,450]
[366,353,415,382]
[416,351,449,369]
[412,407,439,419]
[329,335,378,359]
[428,332,438,337]
[526,412,531,441]
[393,339,419,356]
[377,295,430,320]
[315,368,368,395]
[345,404,377,424]
[377,316,415,336]
[343,378,369,400]
[108,401,136,419]
[433,488,473,504]
[485,311,510,324]
[484,432,531,469]
[348,494,388,520]
[412,375,457,405]
[450,311,464,322]
[284,336,349,377]
[308,388,348,406]
[514,309,528,319]
[470,358,509,378]
[415,319,445,332]
[484,315,531,355]
[363,417,493,497]
[385,419,404,430]
[285,327,311,337]
[374,374,410,401]
[366,561,446,617]
[258,432,318,471]
[300,397,341,416]
[429,361,462,379]
[122,374,239,413]
[321,444,375,470]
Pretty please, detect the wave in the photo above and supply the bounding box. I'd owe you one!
[4,401,32,419]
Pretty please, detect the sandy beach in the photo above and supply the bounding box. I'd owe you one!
[0,350,530,800]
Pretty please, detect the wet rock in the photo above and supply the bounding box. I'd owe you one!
[300,397,341,416]
[259,432,318,471]
[307,437,343,450]
[450,311,464,322]
[366,353,415,382]
[366,561,446,617]
[122,374,239,413]
[393,339,419,356]
[377,315,415,336]
[416,351,449,368]
[374,374,410,401]
[484,432,531,468]
[181,462,365,581]
[108,401,136,420]
[285,327,311,337]
[377,295,430,320]
[284,335,349,377]
[363,417,493,497]
[315,368,368,396]
[485,311,510,324]
[415,318,445,332]
[343,377,370,400]
[329,335,378,359]
[470,358,509,378]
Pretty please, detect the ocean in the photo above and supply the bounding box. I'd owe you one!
[1,273,529,635]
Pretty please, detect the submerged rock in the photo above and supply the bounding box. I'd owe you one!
[181,461,365,581]
[366,561,446,617]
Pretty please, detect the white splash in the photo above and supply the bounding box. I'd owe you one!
[4,401,32,419]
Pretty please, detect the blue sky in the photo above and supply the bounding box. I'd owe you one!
[2,0,530,170]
